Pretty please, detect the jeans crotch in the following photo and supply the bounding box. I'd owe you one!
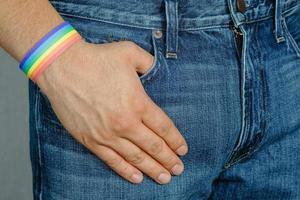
[163,0,179,59]
[273,0,285,43]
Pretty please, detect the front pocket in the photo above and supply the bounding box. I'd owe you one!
[59,13,164,85]
[138,30,161,84]
[282,7,300,58]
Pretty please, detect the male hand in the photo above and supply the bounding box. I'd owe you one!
[36,39,188,184]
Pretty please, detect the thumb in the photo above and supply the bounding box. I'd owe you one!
[134,46,155,75]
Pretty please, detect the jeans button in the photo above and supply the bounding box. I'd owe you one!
[153,30,163,39]
[237,0,246,13]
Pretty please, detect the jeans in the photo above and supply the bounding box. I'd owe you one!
[28,0,300,199]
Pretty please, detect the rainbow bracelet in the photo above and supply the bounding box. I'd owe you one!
[19,21,82,82]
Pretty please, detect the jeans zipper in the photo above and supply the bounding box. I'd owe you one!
[224,25,246,169]
[232,25,246,150]
[232,25,243,59]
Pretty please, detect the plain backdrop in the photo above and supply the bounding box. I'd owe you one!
[0,48,33,200]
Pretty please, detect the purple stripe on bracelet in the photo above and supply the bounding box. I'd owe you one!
[19,21,69,69]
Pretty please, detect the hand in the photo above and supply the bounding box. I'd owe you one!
[36,39,188,184]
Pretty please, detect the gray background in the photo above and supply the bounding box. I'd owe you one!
[0,48,33,200]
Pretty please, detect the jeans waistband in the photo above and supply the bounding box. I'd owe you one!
[50,0,300,59]
[50,0,299,31]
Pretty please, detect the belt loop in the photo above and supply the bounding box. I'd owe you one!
[274,0,285,43]
[164,0,178,59]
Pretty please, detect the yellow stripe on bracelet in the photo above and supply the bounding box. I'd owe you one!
[27,30,77,77]
[19,22,82,82]
[31,34,81,81]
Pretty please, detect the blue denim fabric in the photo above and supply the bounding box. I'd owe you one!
[28,0,300,199]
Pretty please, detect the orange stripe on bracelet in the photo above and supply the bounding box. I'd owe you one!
[19,22,82,82]
[31,34,81,81]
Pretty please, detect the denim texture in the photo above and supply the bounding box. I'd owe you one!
[28,0,300,199]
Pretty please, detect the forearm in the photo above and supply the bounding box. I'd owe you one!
[0,0,65,61]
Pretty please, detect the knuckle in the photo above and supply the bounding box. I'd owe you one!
[105,156,123,168]
[158,120,173,137]
[109,113,136,133]
[79,134,92,147]
[121,40,140,64]
[126,40,140,52]
[119,164,131,179]
[149,139,164,156]
[164,156,178,169]
[97,132,116,145]
[88,126,116,145]
[126,150,146,165]
[148,166,165,178]
[132,97,147,114]
[121,40,138,53]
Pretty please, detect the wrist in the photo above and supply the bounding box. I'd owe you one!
[17,21,85,88]
[35,38,87,94]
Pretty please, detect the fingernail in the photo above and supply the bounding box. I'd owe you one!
[176,145,188,155]
[171,164,184,175]
[131,174,143,183]
[157,173,171,184]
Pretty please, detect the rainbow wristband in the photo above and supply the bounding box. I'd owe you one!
[19,21,82,82]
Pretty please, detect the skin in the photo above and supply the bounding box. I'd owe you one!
[0,0,189,185]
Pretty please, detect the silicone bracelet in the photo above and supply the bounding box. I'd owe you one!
[19,21,82,82]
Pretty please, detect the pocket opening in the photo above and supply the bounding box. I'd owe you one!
[138,30,161,83]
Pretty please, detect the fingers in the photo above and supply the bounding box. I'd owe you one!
[109,137,172,184]
[122,123,184,176]
[142,97,188,156]
[92,144,144,184]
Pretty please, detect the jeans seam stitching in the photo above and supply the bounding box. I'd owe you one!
[235,26,248,152]
[38,89,64,127]
[223,25,251,169]
[58,12,160,30]
[183,24,230,31]
[34,86,43,200]
[140,34,162,83]
[255,22,269,146]
[58,11,233,31]
[222,26,243,168]
[141,56,161,82]
[282,17,300,57]
[282,4,300,18]
[227,132,264,167]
